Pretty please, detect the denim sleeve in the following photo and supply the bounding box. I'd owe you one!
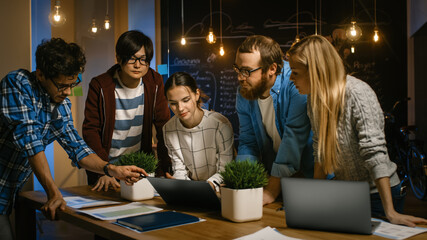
[271,80,312,178]
[235,88,260,162]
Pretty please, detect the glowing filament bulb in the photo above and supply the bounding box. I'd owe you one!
[373,29,379,42]
[219,45,225,56]
[54,10,61,22]
[351,46,355,53]
[350,26,357,36]
[206,27,216,44]
[104,20,110,30]
[181,37,186,45]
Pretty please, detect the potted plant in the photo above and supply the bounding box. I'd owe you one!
[114,152,158,201]
[219,160,268,222]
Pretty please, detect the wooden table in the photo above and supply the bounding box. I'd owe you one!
[15,185,426,240]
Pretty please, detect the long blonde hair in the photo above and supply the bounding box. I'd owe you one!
[287,35,347,174]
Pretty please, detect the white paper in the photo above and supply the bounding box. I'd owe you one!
[64,196,121,209]
[372,218,427,240]
[234,226,302,240]
[77,202,163,220]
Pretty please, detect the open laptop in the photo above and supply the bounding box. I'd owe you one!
[281,178,377,235]
[147,177,221,210]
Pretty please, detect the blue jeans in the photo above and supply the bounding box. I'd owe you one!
[370,182,406,217]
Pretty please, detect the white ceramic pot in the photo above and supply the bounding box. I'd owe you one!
[120,173,155,201]
[221,187,263,222]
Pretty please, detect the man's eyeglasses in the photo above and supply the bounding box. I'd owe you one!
[128,56,149,66]
[233,64,262,78]
[50,73,81,92]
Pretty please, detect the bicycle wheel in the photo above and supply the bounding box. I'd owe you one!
[406,145,427,200]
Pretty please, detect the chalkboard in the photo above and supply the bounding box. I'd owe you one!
[160,0,407,143]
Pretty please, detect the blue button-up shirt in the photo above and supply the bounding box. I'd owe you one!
[0,69,94,214]
[235,61,313,178]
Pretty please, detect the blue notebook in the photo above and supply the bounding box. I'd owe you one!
[116,211,200,232]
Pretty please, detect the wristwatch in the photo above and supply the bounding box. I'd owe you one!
[103,163,113,177]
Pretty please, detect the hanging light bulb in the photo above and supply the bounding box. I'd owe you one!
[206,27,217,44]
[346,0,362,42]
[346,18,362,41]
[104,15,111,30]
[206,0,216,44]
[180,0,186,46]
[219,43,225,56]
[218,0,224,56]
[373,0,379,43]
[49,0,66,27]
[351,45,355,53]
[104,0,111,30]
[295,0,300,43]
[89,19,99,36]
[373,27,379,42]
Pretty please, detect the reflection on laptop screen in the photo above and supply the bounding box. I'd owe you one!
[147,177,221,210]
[281,178,373,235]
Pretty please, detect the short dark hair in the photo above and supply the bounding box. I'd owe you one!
[237,35,284,74]
[35,38,86,80]
[116,30,153,65]
[164,72,209,107]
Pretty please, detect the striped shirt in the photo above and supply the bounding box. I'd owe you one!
[109,71,144,162]
[0,69,94,214]
[163,109,234,187]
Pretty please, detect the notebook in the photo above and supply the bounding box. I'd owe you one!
[281,178,374,235]
[147,177,221,210]
[116,211,200,232]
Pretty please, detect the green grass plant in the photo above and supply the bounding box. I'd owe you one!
[114,152,158,174]
[220,160,268,189]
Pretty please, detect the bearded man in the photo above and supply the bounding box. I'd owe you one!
[233,35,313,205]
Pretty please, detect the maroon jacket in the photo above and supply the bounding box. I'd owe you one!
[82,64,171,184]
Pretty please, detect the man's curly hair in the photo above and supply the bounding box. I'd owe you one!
[35,38,86,79]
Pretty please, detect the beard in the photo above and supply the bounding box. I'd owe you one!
[239,75,270,100]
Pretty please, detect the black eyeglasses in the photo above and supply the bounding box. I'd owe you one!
[233,64,262,78]
[50,74,81,92]
[128,56,149,66]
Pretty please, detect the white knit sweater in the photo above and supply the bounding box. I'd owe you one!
[308,75,400,193]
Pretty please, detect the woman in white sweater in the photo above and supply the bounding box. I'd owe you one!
[162,72,234,191]
[286,35,426,227]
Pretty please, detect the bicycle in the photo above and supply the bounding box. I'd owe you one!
[384,98,427,200]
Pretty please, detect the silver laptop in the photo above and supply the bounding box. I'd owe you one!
[147,177,221,210]
[281,178,376,235]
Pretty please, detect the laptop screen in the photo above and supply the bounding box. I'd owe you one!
[281,178,372,235]
[147,177,221,210]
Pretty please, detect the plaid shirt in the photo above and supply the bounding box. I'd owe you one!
[0,69,94,214]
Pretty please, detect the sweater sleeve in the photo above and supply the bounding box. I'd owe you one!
[207,117,234,185]
[350,80,397,181]
[162,121,190,180]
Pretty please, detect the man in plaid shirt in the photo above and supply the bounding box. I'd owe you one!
[0,38,146,240]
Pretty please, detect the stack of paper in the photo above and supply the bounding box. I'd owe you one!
[77,202,163,220]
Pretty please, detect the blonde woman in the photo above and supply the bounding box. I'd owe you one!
[287,35,427,227]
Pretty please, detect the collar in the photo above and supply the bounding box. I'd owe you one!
[270,73,282,96]
[270,60,287,96]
